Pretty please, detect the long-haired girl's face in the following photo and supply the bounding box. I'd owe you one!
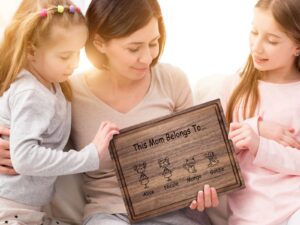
[94,17,160,80]
[28,24,88,87]
[249,8,299,74]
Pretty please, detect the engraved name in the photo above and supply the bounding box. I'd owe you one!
[210,167,225,175]
[143,190,154,197]
[164,181,179,190]
[186,174,202,183]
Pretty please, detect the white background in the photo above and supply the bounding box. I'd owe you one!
[0,0,256,85]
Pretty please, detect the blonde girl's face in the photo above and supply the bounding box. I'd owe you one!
[249,8,299,74]
[95,17,160,81]
[28,24,88,88]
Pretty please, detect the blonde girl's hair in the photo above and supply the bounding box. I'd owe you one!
[0,0,87,101]
[226,0,300,123]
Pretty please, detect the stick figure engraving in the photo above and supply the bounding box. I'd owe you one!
[134,162,149,189]
[205,152,219,167]
[183,157,197,173]
[158,157,173,182]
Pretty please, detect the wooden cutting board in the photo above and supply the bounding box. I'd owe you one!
[109,99,244,222]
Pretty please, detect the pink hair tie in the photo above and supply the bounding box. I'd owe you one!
[69,5,76,13]
[40,8,47,17]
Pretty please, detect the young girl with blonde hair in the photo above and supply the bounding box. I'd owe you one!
[0,0,119,224]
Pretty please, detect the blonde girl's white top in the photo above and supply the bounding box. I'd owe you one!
[0,70,99,207]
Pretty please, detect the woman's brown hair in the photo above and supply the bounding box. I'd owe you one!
[85,0,166,70]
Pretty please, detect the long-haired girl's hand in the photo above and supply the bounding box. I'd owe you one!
[92,121,119,160]
[258,120,300,149]
[189,184,219,211]
[228,122,260,156]
[0,126,17,175]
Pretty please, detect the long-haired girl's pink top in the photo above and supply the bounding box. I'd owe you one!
[222,74,300,225]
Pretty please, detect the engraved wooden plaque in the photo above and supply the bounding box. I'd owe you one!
[109,99,244,222]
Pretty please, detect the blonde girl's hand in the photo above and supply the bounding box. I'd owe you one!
[92,121,119,160]
[0,126,17,175]
[189,184,219,211]
[258,120,300,149]
[228,122,260,156]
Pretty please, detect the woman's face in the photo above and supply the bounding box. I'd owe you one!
[96,17,160,81]
[249,8,299,74]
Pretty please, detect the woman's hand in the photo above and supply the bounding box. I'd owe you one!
[0,126,17,175]
[258,120,300,149]
[189,184,219,211]
[229,122,260,156]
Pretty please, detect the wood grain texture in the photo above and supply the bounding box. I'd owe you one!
[109,99,244,222]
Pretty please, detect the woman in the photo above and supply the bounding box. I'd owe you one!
[0,0,217,224]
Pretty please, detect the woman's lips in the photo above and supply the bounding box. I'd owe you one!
[132,67,149,72]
